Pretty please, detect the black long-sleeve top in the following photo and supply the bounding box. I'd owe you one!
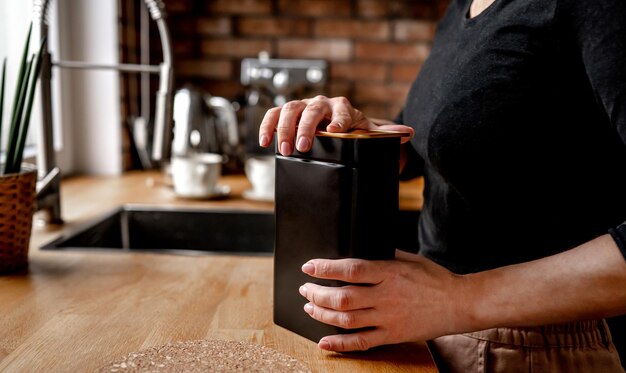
[399,0,626,274]
[397,0,626,358]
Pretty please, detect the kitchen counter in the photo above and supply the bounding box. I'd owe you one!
[0,171,434,372]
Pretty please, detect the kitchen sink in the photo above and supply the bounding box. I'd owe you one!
[41,205,275,256]
[41,205,420,256]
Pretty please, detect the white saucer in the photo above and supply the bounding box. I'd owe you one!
[175,184,231,200]
[242,189,274,202]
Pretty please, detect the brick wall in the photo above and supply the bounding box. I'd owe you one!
[166,0,450,120]
[119,0,450,169]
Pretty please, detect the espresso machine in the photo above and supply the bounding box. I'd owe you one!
[240,53,328,156]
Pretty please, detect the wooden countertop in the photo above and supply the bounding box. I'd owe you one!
[0,171,433,372]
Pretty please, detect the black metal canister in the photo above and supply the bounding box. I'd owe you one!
[273,130,406,342]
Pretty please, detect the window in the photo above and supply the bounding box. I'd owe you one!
[0,0,39,160]
[0,0,122,175]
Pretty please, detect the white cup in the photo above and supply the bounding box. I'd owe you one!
[171,153,223,198]
[244,156,275,201]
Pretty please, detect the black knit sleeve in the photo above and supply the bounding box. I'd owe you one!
[393,109,425,180]
[559,0,626,261]
[558,0,626,143]
[609,224,626,261]
[399,143,424,181]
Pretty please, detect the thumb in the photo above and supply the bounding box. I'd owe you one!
[371,123,414,144]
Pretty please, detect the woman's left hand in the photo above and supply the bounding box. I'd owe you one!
[299,250,469,352]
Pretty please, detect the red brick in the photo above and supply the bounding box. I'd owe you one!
[315,20,390,40]
[173,39,195,57]
[327,82,353,99]
[120,47,139,65]
[330,62,387,82]
[165,0,193,13]
[297,86,329,100]
[238,18,311,37]
[358,103,392,120]
[119,24,137,45]
[176,60,233,79]
[277,39,352,61]
[206,0,272,15]
[357,0,439,20]
[353,82,411,103]
[388,101,405,118]
[405,2,438,19]
[278,0,351,17]
[197,17,232,36]
[391,63,422,82]
[200,80,244,101]
[355,42,430,62]
[394,20,435,41]
[170,18,196,36]
[201,39,273,58]
[356,0,387,18]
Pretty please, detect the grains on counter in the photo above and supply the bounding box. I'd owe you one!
[97,340,311,373]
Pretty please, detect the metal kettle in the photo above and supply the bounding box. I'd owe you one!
[172,86,239,162]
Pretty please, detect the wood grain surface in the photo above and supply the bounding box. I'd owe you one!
[0,171,434,372]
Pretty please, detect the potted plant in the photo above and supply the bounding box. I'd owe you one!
[0,23,46,274]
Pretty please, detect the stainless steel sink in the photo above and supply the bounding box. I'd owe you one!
[41,205,275,256]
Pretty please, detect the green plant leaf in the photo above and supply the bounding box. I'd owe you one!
[12,38,47,172]
[5,23,32,169]
[4,56,33,174]
[0,57,6,163]
[4,23,33,174]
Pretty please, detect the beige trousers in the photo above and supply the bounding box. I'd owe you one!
[428,320,624,373]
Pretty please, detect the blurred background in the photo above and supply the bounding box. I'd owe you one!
[0,0,450,177]
[119,0,450,172]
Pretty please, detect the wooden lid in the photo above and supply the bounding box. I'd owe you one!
[315,129,410,139]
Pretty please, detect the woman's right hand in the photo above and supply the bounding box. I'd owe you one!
[258,96,414,156]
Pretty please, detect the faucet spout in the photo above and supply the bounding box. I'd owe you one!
[34,0,175,224]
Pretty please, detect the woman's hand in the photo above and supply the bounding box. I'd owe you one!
[300,236,626,353]
[298,250,469,352]
[258,96,414,156]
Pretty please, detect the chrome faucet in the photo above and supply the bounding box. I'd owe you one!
[33,0,174,223]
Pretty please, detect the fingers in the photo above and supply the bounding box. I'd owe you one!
[302,258,386,284]
[326,97,354,133]
[395,249,422,262]
[259,96,415,153]
[303,301,375,330]
[258,107,281,147]
[296,96,331,152]
[379,124,414,144]
[258,96,367,155]
[318,330,387,352]
[276,100,307,155]
[299,282,373,311]
[369,119,415,144]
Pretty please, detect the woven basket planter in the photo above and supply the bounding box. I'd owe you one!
[0,165,37,274]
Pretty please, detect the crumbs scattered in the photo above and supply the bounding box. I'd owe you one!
[97,340,311,373]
